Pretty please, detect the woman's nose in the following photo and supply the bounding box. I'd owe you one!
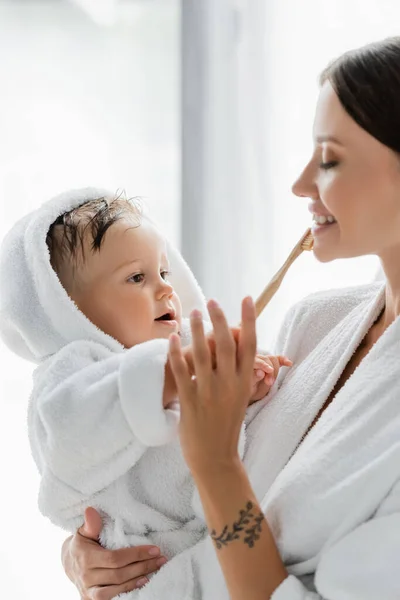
[292,162,319,200]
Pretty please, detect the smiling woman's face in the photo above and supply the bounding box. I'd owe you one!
[292,81,400,263]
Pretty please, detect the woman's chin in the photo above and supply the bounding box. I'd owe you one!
[311,226,350,262]
[312,246,339,263]
[313,243,364,263]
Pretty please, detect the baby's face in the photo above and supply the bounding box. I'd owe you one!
[71,218,182,348]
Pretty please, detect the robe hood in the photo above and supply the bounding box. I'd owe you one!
[0,187,206,363]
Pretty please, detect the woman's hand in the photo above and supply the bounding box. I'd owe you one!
[168,298,288,600]
[168,297,257,477]
[166,323,269,410]
[61,507,167,600]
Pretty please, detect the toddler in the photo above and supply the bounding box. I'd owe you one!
[0,188,291,591]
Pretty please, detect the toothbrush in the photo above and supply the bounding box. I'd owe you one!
[255,228,314,318]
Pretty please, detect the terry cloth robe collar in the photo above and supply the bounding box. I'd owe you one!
[244,283,387,501]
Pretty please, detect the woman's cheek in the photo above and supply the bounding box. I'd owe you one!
[319,175,344,214]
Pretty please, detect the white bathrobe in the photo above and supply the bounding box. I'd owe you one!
[190,280,400,600]
[0,189,222,567]
[121,281,399,600]
[2,190,399,598]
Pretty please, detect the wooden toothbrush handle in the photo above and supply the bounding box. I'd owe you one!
[255,243,304,318]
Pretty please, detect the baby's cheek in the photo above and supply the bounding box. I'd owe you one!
[172,292,183,319]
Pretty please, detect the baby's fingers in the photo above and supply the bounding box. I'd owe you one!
[277,355,293,368]
[254,369,266,381]
[254,357,274,374]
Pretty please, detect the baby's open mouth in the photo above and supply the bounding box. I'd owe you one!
[155,313,173,321]
[155,310,177,323]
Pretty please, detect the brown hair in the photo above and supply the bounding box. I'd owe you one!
[320,36,400,153]
[46,192,142,280]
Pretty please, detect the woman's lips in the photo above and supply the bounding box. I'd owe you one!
[311,221,338,235]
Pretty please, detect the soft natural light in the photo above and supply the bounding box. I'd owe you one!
[0,1,398,598]
[0,1,179,597]
[255,0,398,345]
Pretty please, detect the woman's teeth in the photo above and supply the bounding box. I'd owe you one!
[313,214,336,225]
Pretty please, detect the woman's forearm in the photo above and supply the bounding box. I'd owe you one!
[193,459,288,600]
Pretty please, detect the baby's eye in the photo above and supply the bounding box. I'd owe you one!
[161,270,171,281]
[128,273,144,284]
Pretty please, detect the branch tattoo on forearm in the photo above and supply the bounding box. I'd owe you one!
[210,501,264,550]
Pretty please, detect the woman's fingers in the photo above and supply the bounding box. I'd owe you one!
[207,299,236,377]
[89,545,162,570]
[85,556,167,590]
[168,333,192,399]
[65,512,166,600]
[88,573,150,600]
[190,309,212,382]
[79,507,103,541]
[238,297,257,385]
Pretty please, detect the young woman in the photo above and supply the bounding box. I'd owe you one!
[61,37,400,599]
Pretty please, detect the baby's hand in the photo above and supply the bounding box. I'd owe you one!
[249,354,293,404]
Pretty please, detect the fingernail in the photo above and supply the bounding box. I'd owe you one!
[156,557,168,567]
[256,369,264,378]
[148,547,160,557]
[136,577,149,588]
[208,299,219,310]
[191,309,202,319]
[244,296,254,308]
[169,333,180,347]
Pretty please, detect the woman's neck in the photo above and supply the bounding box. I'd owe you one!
[377,257,400,331]
[383,285,400,329]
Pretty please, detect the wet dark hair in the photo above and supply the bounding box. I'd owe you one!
[46,192,142,276]
[320,36,400,154]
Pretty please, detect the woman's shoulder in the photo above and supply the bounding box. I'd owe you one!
[295,281,383,320]
[275,282,384,357]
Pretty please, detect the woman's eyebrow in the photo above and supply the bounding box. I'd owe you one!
[315,134,343,145]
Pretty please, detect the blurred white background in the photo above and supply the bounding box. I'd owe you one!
[0,0,398,597]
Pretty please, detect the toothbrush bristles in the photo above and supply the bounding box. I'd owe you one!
[301,229,314,251]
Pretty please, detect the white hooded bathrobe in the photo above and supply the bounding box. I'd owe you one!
[1,188,399,599]
[0,188,216,580]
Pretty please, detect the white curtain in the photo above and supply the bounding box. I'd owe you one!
[0,2,179,598]
[181,0,399,347]
[181,0,272,329]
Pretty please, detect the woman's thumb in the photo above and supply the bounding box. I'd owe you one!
[78,507,103,541]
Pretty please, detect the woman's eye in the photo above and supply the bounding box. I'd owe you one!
[161,270,171,281]
[319,160,338,170]
[129,273,144,283]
